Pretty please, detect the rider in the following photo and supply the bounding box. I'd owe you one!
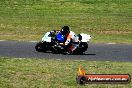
[60,26,79,54]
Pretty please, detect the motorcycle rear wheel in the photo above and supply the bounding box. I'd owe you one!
[74,42,88,54]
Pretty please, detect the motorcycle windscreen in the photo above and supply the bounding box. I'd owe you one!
[55,33,65,43]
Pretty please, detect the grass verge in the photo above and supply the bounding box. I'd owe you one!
[0,0,132,43]
[0,57,132,88]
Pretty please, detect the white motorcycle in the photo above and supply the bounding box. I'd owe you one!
[35,31,91,54]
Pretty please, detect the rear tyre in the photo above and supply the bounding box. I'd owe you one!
[79,42,88,52]
[74,42,88,54]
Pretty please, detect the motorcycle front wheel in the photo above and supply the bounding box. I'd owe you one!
[35,42,44,52]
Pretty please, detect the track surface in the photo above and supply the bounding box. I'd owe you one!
[0,41,132,62]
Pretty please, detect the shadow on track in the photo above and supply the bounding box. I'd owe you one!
[37,51,96,56]
[66,53,96,56]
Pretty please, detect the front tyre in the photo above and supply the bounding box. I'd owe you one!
[35,42,43,52]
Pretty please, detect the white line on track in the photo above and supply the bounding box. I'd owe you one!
[0,40,117,45]
[29,41,38,43]
[74,60,86,61]
[0,40,38,43]
[106,43,116,45]
[0,40,6,42]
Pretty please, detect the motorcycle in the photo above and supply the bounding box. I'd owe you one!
[35,31,91,54]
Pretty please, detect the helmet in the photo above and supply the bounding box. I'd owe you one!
[61,26,70,35]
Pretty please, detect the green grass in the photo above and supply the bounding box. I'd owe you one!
[0,57,132,88]
[0,0,132,43]
[0,1,131,87]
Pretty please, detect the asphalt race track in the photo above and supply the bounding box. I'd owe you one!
[0,41,132,62]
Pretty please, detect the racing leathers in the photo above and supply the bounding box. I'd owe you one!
[63,31,79,53]
[64,31,75,45]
